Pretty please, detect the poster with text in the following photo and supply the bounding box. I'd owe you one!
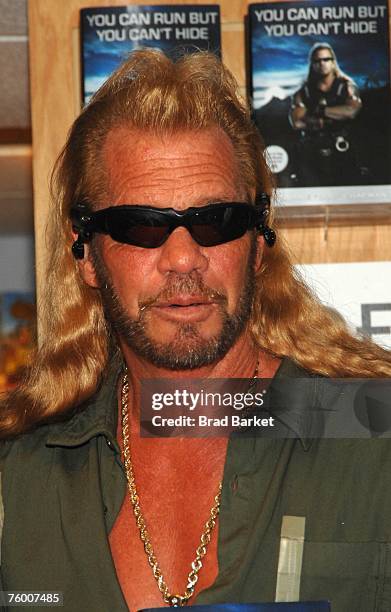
[81,5,221,104]
[249,0,391,206]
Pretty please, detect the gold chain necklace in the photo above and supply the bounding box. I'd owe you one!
[120,370,222,607]
[120,357,259,607]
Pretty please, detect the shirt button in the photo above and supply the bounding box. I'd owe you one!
[106,438,114,450]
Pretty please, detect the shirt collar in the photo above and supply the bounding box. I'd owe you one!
[263,359,344,451]
[45,358,121,452]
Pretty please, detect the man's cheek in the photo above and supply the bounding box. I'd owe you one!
[216,257,250,310]
[110,281,141,318]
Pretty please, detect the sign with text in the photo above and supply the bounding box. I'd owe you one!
[299,261,391,349]
[249,0,391,206]
[81,5,221,103]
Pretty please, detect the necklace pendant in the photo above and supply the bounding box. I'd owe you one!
[168,594,187,607]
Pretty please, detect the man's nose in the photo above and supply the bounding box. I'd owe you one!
[156,227,208,275]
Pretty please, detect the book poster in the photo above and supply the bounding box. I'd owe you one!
[81,5,221,104]
[140,602,330,611]
[0,292,36,393]
[249,0,391,206]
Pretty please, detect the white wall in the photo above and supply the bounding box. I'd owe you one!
[0,234,35,292]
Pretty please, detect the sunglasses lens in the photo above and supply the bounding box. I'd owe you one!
[108,209,171,247]
[118,225,170,248]
[190,205,251,246]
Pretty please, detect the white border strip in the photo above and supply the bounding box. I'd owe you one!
[277,185,391,207]
[0,35,28,43]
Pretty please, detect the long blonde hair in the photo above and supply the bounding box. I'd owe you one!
[1,49,390,437]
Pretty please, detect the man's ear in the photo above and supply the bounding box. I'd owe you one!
[72,231,99,288]
[77,244,100,288]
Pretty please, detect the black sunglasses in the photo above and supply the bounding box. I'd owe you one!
[70,195,276,259]
[313,57,333,64]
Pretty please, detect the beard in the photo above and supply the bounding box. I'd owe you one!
[92,237,257,370]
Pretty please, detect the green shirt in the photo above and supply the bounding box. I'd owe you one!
[1,359,391,611]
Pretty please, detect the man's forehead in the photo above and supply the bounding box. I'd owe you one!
[101,126,242,205]
[103,125,235,162]
[314,48,332,57]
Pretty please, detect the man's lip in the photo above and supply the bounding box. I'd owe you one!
[150,299,217,323]
[153,296,216,307]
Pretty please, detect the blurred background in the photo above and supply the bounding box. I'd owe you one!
[0,0,35,391]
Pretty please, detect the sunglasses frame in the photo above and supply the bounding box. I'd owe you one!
[312,57,334,64]
[70,194,276,259]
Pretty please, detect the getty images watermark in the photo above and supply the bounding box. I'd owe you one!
[149,384,274,430]
[140,377,391,438]
[141,378,273,437]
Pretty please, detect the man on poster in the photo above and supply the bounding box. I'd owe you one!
[1,49,391,612]
[290,42,363,185]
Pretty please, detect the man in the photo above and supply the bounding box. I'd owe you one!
[1,50,391,612]
[289,43,363,185]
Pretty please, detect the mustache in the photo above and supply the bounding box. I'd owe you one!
[138,273,227,313]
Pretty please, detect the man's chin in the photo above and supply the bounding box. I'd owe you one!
[114,289,253,370]
[146,317,223,345]
[126,324,229,370]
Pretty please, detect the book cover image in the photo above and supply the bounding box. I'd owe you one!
[0,292,36,393]
[139,602,330,611]
[248,0,391,206]
[81,5,221,104]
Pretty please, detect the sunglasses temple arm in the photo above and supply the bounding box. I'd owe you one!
[70,204,96,260]
[260,226,276,247]
[255,193,276,247]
